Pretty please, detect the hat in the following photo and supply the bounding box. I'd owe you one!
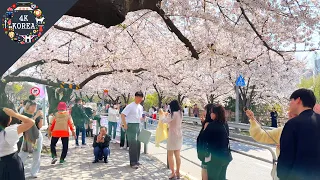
[57,102,67,111]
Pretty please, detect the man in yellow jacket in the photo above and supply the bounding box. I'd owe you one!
[246,110,297,157]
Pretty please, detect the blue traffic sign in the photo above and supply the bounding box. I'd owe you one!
[236,75,246,87]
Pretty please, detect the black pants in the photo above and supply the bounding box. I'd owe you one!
[0,152,25,180]
[207,161,229,180]
[86,128,93,137]
[51,137,69,160]
[120,128,129,147]
[127,123,141,166]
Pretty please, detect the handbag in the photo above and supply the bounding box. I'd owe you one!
[138,129,152,144]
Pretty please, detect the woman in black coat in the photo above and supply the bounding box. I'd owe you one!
[202,104,233,180]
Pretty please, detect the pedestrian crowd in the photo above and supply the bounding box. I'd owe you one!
[1,88,320,180]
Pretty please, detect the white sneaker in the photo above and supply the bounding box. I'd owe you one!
[30,174,38,178]
[120,147,124,150]
[127,147,129,150]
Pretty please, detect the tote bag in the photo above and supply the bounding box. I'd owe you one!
[138,129,152,144]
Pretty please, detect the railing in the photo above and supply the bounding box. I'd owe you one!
[182,116,275,131]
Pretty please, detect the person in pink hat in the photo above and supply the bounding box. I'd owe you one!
[48,102,76,164]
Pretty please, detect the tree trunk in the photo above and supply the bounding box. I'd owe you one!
[121,94,130,105]
[207,94,216,104]
[158,94,163,109]
[47,87,73,114]
[66,0,159,28]
[177,94,185,106]
[0,82,15,109]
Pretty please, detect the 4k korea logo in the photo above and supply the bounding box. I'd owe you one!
[2,2,45,44]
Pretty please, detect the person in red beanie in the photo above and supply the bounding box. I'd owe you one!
[48,102,76,164]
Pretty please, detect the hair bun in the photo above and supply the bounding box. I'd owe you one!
[29,95,36,101]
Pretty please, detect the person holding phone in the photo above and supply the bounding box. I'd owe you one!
[92,126,111,163]
[0,108,35,180]
[19,99,43,178]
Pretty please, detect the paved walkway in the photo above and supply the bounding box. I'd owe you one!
[23,132,179,180]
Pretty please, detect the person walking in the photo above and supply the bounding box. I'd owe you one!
[120,105,129,150]
[277,89,320,180]
[183,106,189,116]
[48,102,76,164]
[18,100,43,178]
[108,105,119,143]
[162,100,183,179]
[270,108,278,128]
[0,108,35,180]
[202,104,233,180]
[71,98,90,146]
[92,126,111,163]
[193,104,200,117]
[197,104,214,180]
[121,91,145,169]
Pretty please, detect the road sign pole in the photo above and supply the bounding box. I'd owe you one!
[235,85,241,133]
[42,85,46,128]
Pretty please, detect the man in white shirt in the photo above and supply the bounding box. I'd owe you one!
[121,91,145,169]
[183,106,189,116]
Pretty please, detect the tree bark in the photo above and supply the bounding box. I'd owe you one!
[121,93,131,105]
[0,82,15,109]
[47,87,73,114]
[177,93,185,106]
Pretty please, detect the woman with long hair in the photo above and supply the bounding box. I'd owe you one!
[202,104,232,180]
[163,100,183,179]
[0,108,35,180]
[197,104,214,180]
[18,99,43,178]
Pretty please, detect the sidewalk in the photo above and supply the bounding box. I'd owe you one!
[23,133,175,180]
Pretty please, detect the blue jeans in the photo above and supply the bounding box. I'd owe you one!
[93,147,110,161]
[76,125,86,145]
[108,121,117,139]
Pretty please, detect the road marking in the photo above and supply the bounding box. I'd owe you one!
[256,162,272,169]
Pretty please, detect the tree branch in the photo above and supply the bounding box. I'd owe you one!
[9,60,46,77]
[155,6,199,59]
[54,21,96,41]
[4,76,60,87]
[79,68,148,87]
[237,0,285,59]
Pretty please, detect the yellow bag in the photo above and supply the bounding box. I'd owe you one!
[155,119,168,147]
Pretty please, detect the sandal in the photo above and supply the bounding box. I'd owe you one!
[169,174,176,180]
[175,172,181,179]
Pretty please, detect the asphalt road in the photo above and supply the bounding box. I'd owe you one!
[146,121,275,180]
